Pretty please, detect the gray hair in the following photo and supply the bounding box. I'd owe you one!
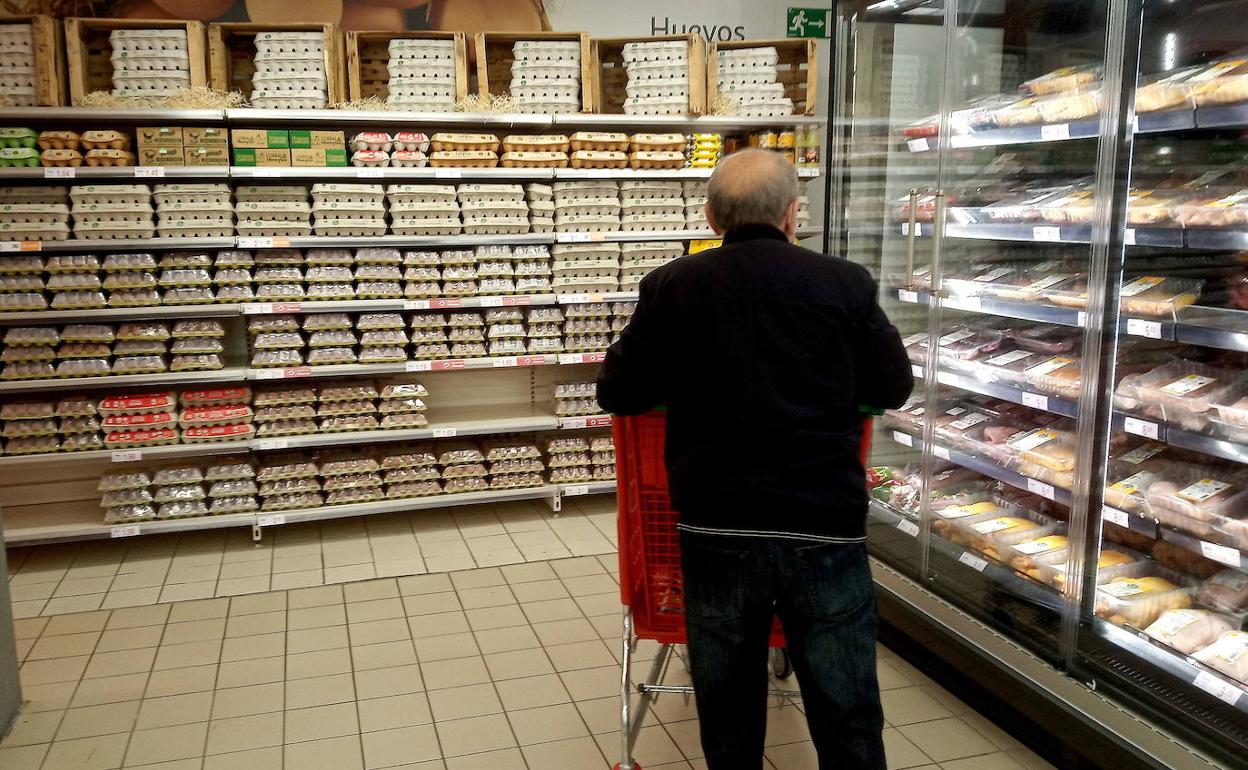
[706,149,801,232]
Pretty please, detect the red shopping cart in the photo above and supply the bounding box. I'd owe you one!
[611,411,874,770]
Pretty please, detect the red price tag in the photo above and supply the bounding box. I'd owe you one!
[432,360,466,371]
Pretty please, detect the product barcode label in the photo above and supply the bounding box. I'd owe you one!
[478,296,504,307]
[1033,226,1062,242]
[1193,671,1243,706]
[971,517,1017,535]
[561,417,588,430]
[1160,374,1215,397]
[907,138,930,152]
[492,357,519,368]
[257,514,286,527]
[989,350,1035,367]
[1199,541,1243,569]
[44,167,75,178]
[1122,276,1167,297]
[0,241,40,252]
[1122,417,1159,440]
[1102,506,1130,527]
[897,290,919,304]
[1015,536,1065,555]
[1022,392,1050,411]
[564,484,590,496]
[434,169,462,179]
[133,166,165,178]
[1024,356,1075,378]
[893,431,914,447]
[1027,478,1057,500]
[896,519,920,537]
[110,525,141,538]
[1125,318,1162,339]
[958,552,989,572]
[1040,124,1071,141]
[432,427,457,438]
[404,300,431,310]
[110,449,142,463]
[911,364,923,378]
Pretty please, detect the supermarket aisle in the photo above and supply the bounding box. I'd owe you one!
[0,553,1056,770]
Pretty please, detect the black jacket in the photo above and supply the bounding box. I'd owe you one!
[597,225,913,541]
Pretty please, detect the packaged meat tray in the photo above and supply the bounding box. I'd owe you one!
[1008,426,1077,487]
[1188,58,1248,107]
[1119,275,1202,317]
[1145,464,1248,538]
[1022,355,1081,399]
[1114,361,1241,431]
[1197,570,1248,615]
[1192,631,1248,684]
[1143,609,1238,655]
[1096,564,1194,628]
[1023,64,1100,96]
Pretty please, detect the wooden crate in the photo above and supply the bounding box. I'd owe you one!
[64,17,207,106]
[708,38,818,116]
[0,15,63,106]
[474,31,592,113]
[346,30,468,105]
[590,33,705,115]
[208,23,345,106]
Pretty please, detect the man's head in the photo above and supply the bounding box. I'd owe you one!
[705,148,802,240]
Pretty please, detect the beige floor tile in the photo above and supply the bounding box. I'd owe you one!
[763,707,811,746]
[881,686,955,726]
[42,732,129,770]
[43,595,106,616]
[288,604,348,631]
[397,574,453,596]
[354,640,419,672]
[520,598,582,624]
[229,591,287,617]
[325,564,377,584]
[272,555,323,575]
[596,724,683,766]
[575,593,622,617]
[421,656,490,690]
[435,713,515,757]
[287,585,344,610]
[959,712,1025,751]
[286,673,357,710]
[413,632,479,662]
[428,682,503,721]
[507,702,589,746]
[216,576,272,597]
[159,583,217,604]
[443,747,525,770]
[284,702,359,743]
[218,560,270,580]
[162,618,226,646]
[1,709,64,747]
[521,735,608,769]
[354,664,425,701]
[225,611,286,639]
[550,557,607,579]
[0,744,49,769]
[216,656,284,690]
[125,722,209,766]
[347,598,406,625]
[145,664,218,699]
[135,691,213,730]
[221,632,286,663]
[20,681,77,713]
[358,693,432,733]
[348,618,410,648]
[448,568,505,591]
[272,571,325,591]
[167,599,229,624]
[362,724,441,769]
[544,639,615,673]
[533,618,598,647]
[560,665,621,701]
[665,718,703,759]
[20,656,89,687]
[408,610,471,638]
[500,561,559,584]
[509,580,570,603]
[95,625,163,654]
[463,605,528,632]
[374,559,426,579]
[106,604,171,630]
[473,625,540,655]
[11,616,49,639]
[26,630,101,661]
[55,700,140,741]
[401,592,462,617]
[456,586,516,610]
[212,682,285,720]
[764,740,818,769]
[83,648,157,680]
[67,674,144,709]
[877,658,916,691]
[166,564,220,585]
[287,648,352,680]
[284,734,364,770]
[202,746,283,770]
[205,711,283,755]
[343,579,400,602]
[153,639,222,671]
[1007,748,1058,770]
[898,718,996,763]
[101,586,164,610]
[495,674,571,712]
[287,625,350,654]
[940,753,1028,770]
[483,648,555,681]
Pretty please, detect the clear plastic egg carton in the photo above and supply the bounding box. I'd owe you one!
[0,203,69,226]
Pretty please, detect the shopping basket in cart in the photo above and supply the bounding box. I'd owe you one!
[611,410,874,770]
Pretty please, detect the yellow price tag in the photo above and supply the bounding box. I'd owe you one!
[689,239,722,254]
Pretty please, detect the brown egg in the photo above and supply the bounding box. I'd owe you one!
[428,0,547,35]
[245,0,343,24]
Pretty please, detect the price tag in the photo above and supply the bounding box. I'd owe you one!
[1122,417,1159,440]
[562,233,591,243]
[896,519,920,537]
[1022,392,1049,411]
[133,166,165,178]
[111,449,142,463]
[1124,228,1137,246]
[958,552,989,572]
[1033,226,1062,242]
[907,138,930,152]
[911,364,923,378]
[356,168,385,178]
[901,222,911,236]
[282,367,312,379]
[432,427,457,438]
[945,295,981,311]
[0,240,40,252]
[585,415,612,427]
[893,431,914,447]
[434,169,462,179]
[1193,671,1243,706]
[405,360,432,372]
[1027,478,1057,500]
[1040,123,1071,141]
[44,167,75,179]
[431,359,466,371]
[248,169,282,178]
[404,300,431,310]
[492,357,519,368]
[253,369,283,380]
[564,484,590,497]
[1126,318,1162,339]
[110,525,141,538]
[562,417,588,430]
[479,296,504,307]
[1102,506,1130,527]
[257,514,286,527]
[238,236,274,249]
[242,303,273,315]
[502,295,533,307]
[1199,541,1243,569]
[933,445,951,461]
[897,289,919,304]
[254,439,288,451]
[1077,311,1087,327]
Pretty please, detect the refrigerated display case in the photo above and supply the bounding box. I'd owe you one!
[830,2,1248,768]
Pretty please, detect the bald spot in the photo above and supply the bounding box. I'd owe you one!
[707,148,800,232]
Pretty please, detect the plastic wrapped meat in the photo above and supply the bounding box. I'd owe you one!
[1143,609,1236,655]
[1192,631,1248,683]
[1196,570,1248,614]
[1096,573,1192,628]
[1119,276,1202,317]
[1145,465,1248,536]
[1004,326,1080,355]
[1116,361,1241,431]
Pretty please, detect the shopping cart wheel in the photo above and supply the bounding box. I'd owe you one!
[769,648,793,679]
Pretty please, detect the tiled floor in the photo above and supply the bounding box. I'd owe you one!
[6,497,617,619]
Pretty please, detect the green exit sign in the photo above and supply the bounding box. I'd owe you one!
[787,7,830,38]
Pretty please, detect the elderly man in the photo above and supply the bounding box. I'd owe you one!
[597,149,913,769]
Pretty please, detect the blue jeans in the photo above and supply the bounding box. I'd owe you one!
[679,530,886,770]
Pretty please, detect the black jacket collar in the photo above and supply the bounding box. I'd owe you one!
[722,224,790,246]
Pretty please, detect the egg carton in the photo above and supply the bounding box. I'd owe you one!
[719,81,787,102]
[618,200,684,217]
[0,71,34,89]
[568,150,628,169]
[235,186,309,203]
[716,47,780,69]
[314,219,388,237]
[510,59,580,77]
[510,98,582,115]
[253,32,325,56]
[0,24,33,50]
[733,100,795,117]
[235,201,311,221]
[553,214,620,233]
[113,79,190,96]
[619,180,683,198]
[627,60,690,80]
[111,52,190,72]
[0,221,68,240]
[553,180,619,195]
[0,203,69,225]
[621,256,677,275]
[625,80,689,101]
[311,183,386,204]
[552,243,620,260]
[462,218,530,235]
[386,96,457,111]
[312,198,385,215]
[683,181,708,196]
[717,68,781,87]
[389,38,455,59]
[73,208,155,224]
[387,201,459,218]
[460,202,528,219]
[113,61,189,76]
[626,152,684,170]
[683,199,707,214]
[157,221,234,239]
[553,259,619,276]
[236,221,313,237]
[253,72,327,91]
[526,200,554,219]
[385,150,425,168]
[252,53,325,72]
[70,188,150,207]
[251,95,327,109]
[512,40,581,59]
[429,151,498,168]
[621,39,688,62]
[109,29,188,50]
[386,189,455,208]
[155,204,234,222]
[525,184,553,202]
[72,222,156,240]
[0,186,67,203]
[554,199,620,216]
[553,277,618,294]
[391,220,462,236]
[155,193,232,209]
[624,97,689,115]
[388,82,456,100]
[455,183,524,203]
[620,213,686,232]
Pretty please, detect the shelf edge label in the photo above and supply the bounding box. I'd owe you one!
[893,430,914,447]
[564,484,589,497]
[958,551,989,572]
[257,514,286,527]
[1122,417,1159,440]
[110,449,142,463]
[1026,478,1056,500]
[1192,671,1243,706]
[896,519,920,537]
[1199,541,1242,569]
[110,524,141,538]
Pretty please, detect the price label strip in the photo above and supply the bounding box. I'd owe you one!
[896,519,920,537]
[958,552,989,572]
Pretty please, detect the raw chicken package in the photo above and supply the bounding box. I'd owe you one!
[1143,609,1237,655]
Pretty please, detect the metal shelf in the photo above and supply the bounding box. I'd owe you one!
[2,237,237,253]
[1195,102,1248,130]
[893,288,1084,327]
[0,440,250,470]
[904,109,1194,153]
[265,485,559,528]
[0,166,229,180]
[0,303,242,325]
[558,415,613,430]
[550,113,826,129]
[226,109,554,127]
[232,166,554,181]
[1112,411,1248,467]
[0,107,226,123]
[889,429,1073,505]
[279,233,555,249]
[0,366,246,394]
[554,227,820,244]
[555,292,638,305]
[560,480,617,497]
[907,222,1197,249]
[913,364,1080,418]
[251,410,560,452]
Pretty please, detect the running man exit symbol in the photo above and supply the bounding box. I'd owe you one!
[787,8,830,38]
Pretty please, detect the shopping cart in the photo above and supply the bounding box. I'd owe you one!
[611,411,874,770]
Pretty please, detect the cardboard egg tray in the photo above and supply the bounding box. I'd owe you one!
[430,151,498,168]
[716,47,781,69]
[525,183,553,201]
[511,97,581,115]
[70,184,149,205]
[719,81,787,104]
[235,201,311,222]
[511,83,579,101]
[734,100,795,117]
[82,149,135,167]
[315,219,388,237]
[552,243,619,261]
[462,218,530,235]
[109,29,187,51]
[500,152,568,168]
[254,31,325,56]
[553,259,619,277]
[718,68,781,87]
[0,221,67,240]
[158,221,234,238]
[626,61,688,82]
[72,221,156,240]
[553,214,620,233]
[511,60,579,79]
[430,133,499,152]
[389,38,455,60]
[0,203,69,225]
[682,180,708,195]
[619,180,682,198]
[34,147,75,167]
[235,185,309,204]
[567,150,626,169]
[156,205,233,222]
[528,218,553,234]
[0,185,67,202]
[554,198,620,216]
[391,220,461,236]
[621,213,685,232]
[311,183,386,205]
[386,96,456,111]
[623,96,688,115]
[553,181,618,199]
[154,185,232,208]
[388,202,459,219]
[528,199,554,218]
[460,201,527,218]
[0,70,34,89]
[236,221,312,237]
[625,80,688,99]
[387,184,455,202]
[110,51,190,73]
[627,151,684,169]
[252,94,327,109]
[252,53,324,72]
[553,277,618,295]
[568,132,627,152]
[389,83,455,100]
[456,183,523,203]
[513,40,581,60]
[79,131,130,151]
[621,40,688,63]
[72,203,153,223]
[620,201,683,217]
[502,135,569,153]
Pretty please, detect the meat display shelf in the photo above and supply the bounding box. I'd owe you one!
[1094,619,1248,715]
[888,428,1074,506]
[894,288,1086,327]
[1112,412,1248,467]
[1103,501,1248,569]
[904,109,1195,153]
[0,166,230,180]
[867,499,1066,611]
[0,366,247,395]
[911,363,1080,418]
[1195,101,1248,131]
[904,222,1186,248]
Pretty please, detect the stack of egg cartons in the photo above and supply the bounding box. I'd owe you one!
[483,305,526,358]
[590,434,616,480]
[387,38,457,111]
[214,250,255,303]
[109,28,191,98]
[620,179,684,233]
[545,435,591,485]
[312,184,386,237]
[458,183,528,235]
[234,185,311,237]
[355,247,403,300]
[622,40,689,115]
[71,184,154,240]
[0,185,69,244]
[0,23,36,106]
[475,244,515,296]
[320,453,384,506]
[551,243,618,297]
[684,179,709,230]
[252,31,328,109]
[0,252,48,313]
[619,242,681,291]
[102,252,158,308]
[526,305,562,355]
[552,180,619,234]
[387,184,460,236]
[440,251,478,299]
[525,183,553,233]
[401,250,440,299]
[154,184,233,239]
[514,244,552,295]
[563,302,611,352]
[510,39,581,114]
[611,300,636,343]
[484,438,544,490]
[715,46,792,116]
[45,254,104,311]
[304,248,355,301]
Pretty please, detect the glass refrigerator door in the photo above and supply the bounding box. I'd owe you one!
[1071,2,1248,764]
[842,0,1115,667]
